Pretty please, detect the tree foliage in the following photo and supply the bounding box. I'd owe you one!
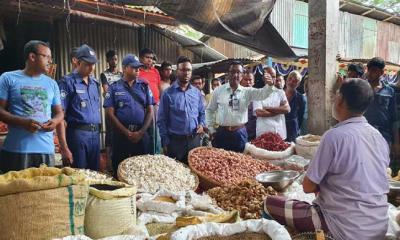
[354,0,400,13]
[175,25,204,40]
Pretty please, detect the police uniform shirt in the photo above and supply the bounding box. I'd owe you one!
[103,79,153,126]
[58,72,101,124]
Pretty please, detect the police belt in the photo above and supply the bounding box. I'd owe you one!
[219,125,245,132]
[69,123,101,132]
[170,133,197,140]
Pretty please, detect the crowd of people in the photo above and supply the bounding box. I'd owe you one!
[0,40,399,239]
[0,40,315,174]
[0,40,398,173]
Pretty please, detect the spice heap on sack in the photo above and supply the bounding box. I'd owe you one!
[76,169,113,182]
[301,134,321,142]
[190,147,281,185]
[251,132,290,151]
[118,155,197,193]
[207,180,277,219]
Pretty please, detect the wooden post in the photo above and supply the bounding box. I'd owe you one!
[308,0,340,134]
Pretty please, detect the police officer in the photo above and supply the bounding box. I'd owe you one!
[56,44,101,170]
[104,54,154,174]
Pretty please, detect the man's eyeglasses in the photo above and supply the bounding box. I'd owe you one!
[229,70,243,75]
[177,68,192,73]
[35,53,53,60]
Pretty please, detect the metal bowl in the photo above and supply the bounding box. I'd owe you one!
[255,170,300,191]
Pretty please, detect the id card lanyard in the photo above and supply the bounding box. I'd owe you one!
[229,90,240,111]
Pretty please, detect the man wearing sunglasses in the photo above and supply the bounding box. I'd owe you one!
[0,40,64,172]
[206,61,275,152]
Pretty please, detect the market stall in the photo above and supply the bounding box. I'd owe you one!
[1,133,400,240]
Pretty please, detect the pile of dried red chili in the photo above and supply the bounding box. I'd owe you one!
[251,132,290,151]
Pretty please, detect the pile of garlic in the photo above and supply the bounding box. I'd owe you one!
[118,155,197,193]
[76,169,113,182]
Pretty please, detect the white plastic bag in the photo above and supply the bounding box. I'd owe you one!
[270,155,310,172]
[244,142,295,160]
[137,190,225,225]
[55,236,92,240]
[169,219,291,240]
[186,191,223,214]
[100,237,146,240]
[57,233,149,240]
[282,181,316,204]
[386,204,400,239]
[138,211,180,225]
[136,190,185,214]
[295,134,321,160]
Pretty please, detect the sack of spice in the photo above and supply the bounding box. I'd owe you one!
[244,132,295,160]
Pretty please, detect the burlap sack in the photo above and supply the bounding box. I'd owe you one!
[0,167,89,239]
[84,181,137,239]
[0,166,85,196]
[0,184,88,239]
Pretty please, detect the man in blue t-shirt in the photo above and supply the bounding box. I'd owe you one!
[0,40,64,173]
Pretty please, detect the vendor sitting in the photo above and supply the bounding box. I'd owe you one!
[264,78,389,240]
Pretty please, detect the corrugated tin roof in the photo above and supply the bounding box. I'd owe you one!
[297,0,400,26]
[0,0,177,26]
[125,5,167,15]
[339,0,400,26]
[337,57,400,68]
[151,25,227,62]
[270,0,294,46]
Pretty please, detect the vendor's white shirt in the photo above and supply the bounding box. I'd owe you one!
[206,83,276,134]
[253,90,287,139]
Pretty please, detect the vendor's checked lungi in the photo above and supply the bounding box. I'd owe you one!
[263,196,330,233]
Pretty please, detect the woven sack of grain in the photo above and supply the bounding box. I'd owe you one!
[85,181,136,239]
[84,181,138,239]
[0,167,88,239]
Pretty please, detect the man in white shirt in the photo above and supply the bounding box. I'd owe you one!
[206,61,275,152]
[241,72,257,141]
[253,79,290,139]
